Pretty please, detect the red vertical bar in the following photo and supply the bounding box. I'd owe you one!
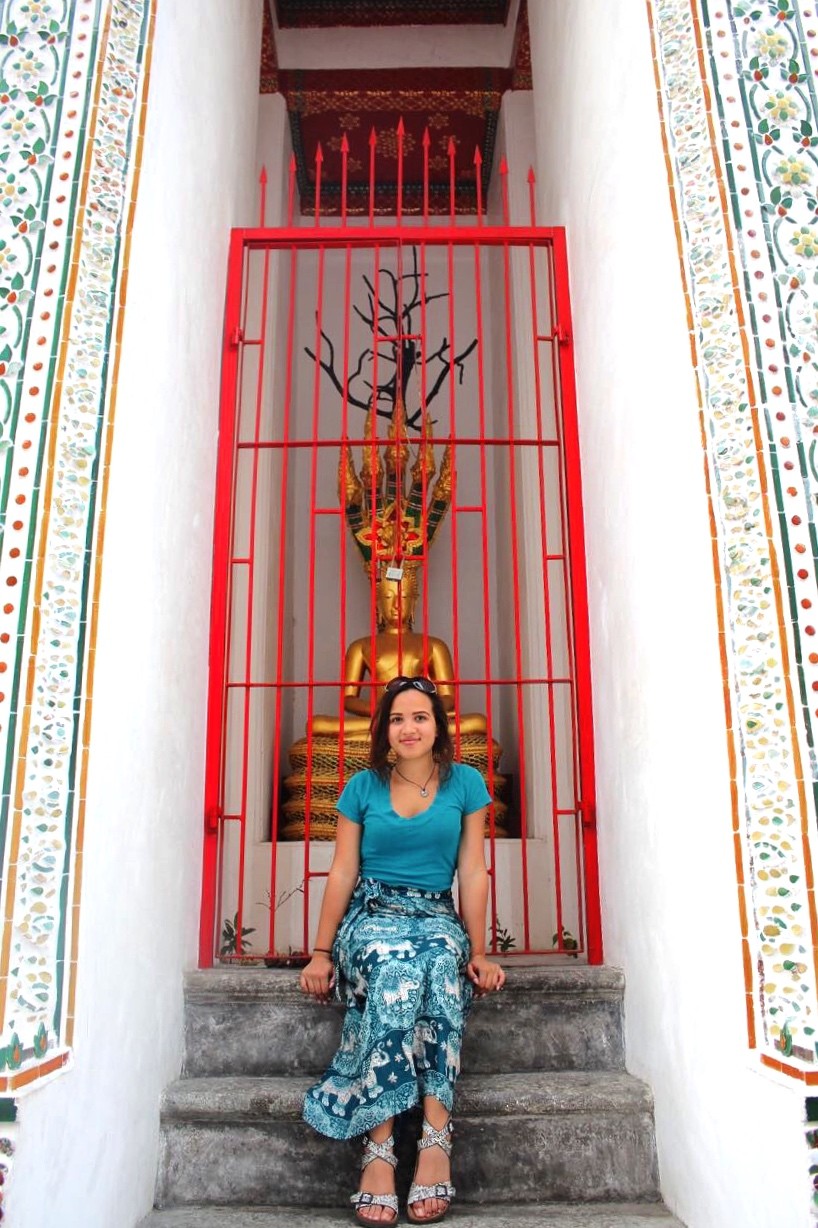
[368,245,382,719]
[200,230,245,968]
[268,243,300,956]
[418,240,430,671]
[235,242,273,956]
[527,222,564,950]
[303,237,328,952]
[471,238,498,951]
[551,227,602,964]
[446,234,461,750]
[338,240,353,787]
[499,160,531,949]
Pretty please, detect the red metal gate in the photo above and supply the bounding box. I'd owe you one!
[199,140,600,968]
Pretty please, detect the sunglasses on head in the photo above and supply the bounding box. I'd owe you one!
[385,676,438,696]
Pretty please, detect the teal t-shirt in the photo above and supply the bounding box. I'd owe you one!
[337,762,492,892]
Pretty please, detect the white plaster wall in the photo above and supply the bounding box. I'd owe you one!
[527,3,808,1226]
[5,3,264,1226]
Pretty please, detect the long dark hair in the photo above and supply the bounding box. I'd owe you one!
[369,679,453,783]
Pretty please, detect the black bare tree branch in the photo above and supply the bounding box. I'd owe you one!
[304,329,372,411]
[305,247,477,431]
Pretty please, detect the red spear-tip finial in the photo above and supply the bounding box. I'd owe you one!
[258,164,268,227]
[527,165,537,225]
[287,151,296,226]
[448,137,457,220]
[340,133,350,224]
[499,156,509,225]
[314,142,323,223]
[422,127,431,221]
[396,117,405,222]
[473,146,483,223]
[368,127,377,223]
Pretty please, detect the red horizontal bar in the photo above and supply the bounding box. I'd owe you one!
[453,505,483,514]
[231,558,251,565]
[241,338,264,347]
[236,224,560,250]
[225,676,575,690]
[314,508,342,516]
[237,436,561,450]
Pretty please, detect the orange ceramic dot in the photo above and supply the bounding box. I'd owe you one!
[802,598,812,608]
[807,626,816,636]
[6,578,17,588]
[781,437,791,446]
[11,522,22,531]
[0,635,8,645]
[772,386,782,395]
[796,543,807,552]
[18,468,28,478]
[14,496,24,506]
[809,653,818,664]
[28,388,38,397]
[799,569,809,579]
[24,413,35,423]
[9,550,19,560]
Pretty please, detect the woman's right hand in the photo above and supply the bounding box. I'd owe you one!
[299,952,335,1003]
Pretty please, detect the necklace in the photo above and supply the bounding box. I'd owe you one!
[393,762,437,798]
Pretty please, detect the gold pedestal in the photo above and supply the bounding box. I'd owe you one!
[280,732,508,840]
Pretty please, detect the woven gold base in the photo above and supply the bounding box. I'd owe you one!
[280,732,508,840]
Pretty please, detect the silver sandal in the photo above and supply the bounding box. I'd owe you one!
[406,1118,455,1225]
[350,1132,399,1225]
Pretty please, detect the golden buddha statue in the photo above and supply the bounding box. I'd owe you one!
[310,567,487,738]
[280,400,506,839]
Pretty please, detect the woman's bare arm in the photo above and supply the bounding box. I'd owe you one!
[299,814,361,1001]
[457,809,506,994]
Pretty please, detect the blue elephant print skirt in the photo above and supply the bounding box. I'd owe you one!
[302,878,473,1140]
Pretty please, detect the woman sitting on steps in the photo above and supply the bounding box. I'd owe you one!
[300,675,505,1225]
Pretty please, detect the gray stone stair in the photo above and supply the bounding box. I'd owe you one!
[140,1203,685,1227]
[156,1070,658,1206]
[147,965,683,1224]
[183,965,626,1077]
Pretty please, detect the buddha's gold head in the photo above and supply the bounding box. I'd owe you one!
[376,570,419,630]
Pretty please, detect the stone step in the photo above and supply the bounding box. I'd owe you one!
[140,1203,685,1227]
[157,1071,658,1208]
[183,965,625,1077]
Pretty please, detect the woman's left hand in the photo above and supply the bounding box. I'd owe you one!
[466,954,506,995]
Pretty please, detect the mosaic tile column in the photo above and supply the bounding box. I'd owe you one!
[0,0,153,1092]
[648,0,818,1079]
